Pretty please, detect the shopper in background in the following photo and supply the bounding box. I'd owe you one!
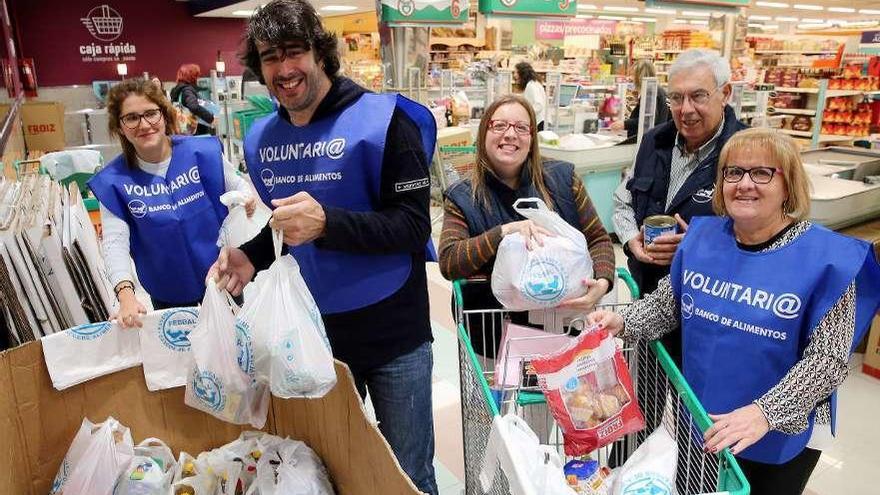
[610,59,671,138]
[170,63,215,135]
[591,128,880,495]
[612,48,748,365]
[210,1,438,493]
[514,61,547,131]
[439,94,616,354]
[150,76,166,97]
[89,78,255,328]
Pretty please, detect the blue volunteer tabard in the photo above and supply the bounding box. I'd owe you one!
[244,93,436,315]
[671,216,880,464]
[88,136,228,303]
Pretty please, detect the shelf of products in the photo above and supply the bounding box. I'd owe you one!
[779,129,855,143]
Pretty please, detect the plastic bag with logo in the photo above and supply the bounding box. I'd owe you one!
[531,327,645,456]
[139,307,199,391]
[247,437,334,495]
[491,198,593,311]
[236,229,336,399]
[184,280,270,428]
[611,426,678,495]
[52,416,134,495]
[42,320,141,391]
[216,191,271,249]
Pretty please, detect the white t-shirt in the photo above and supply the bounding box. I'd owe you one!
[523,80,547,125]
[100,155,252,287]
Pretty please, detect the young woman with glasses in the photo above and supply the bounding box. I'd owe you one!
[88,78,256,328]
[590,128,880,494]
[439,94,616,355]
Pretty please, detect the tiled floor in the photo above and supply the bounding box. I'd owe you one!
[425,225,879,495]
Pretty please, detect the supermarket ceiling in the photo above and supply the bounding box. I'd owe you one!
[194,0,880,22]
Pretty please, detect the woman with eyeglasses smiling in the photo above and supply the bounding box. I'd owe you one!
[590,128,880,494]
[88,78,256,329]
[439,94,616,353]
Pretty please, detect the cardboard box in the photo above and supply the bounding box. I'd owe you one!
[862,315,880,380]
[0,341,421,495]
[21,101,65,152]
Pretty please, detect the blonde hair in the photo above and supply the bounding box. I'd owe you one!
[472,94,554,209]
[713,128,811,221]
[630,60,656,91]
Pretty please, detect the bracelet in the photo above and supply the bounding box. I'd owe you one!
[114,282,135,300]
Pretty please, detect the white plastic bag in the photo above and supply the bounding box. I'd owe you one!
[236,229,336,399]
[217,191,271,248]
[138,307,199,391]
[249,437,334,495]
[42,321,141,390]
[52,417,134,495]
[492,198,593,310]
[185,280,269,427]
[612,426,678,495]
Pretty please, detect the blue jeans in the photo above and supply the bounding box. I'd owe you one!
[353,342,438,495]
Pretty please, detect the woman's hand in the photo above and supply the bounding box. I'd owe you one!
[704,404,771,456]
[609,121,625,131]
[500,220,553,250]
[113,290,146,329]
[586,309,624,336]
[244,196,257,218]
[557,278,610,312]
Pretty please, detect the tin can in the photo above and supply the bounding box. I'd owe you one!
[644,215,677,246]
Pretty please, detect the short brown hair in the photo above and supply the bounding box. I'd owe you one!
[713,127,811,221]
[106,78,178,168]
[472,94,554,209]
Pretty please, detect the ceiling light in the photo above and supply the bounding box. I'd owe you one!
[763,24,779,29]
[321,5,358,11]
[798,22,831,29]
[799,18,824,23]
[755,2,789,8]
[672,19,688,24]
[793,4,822,10]
[576,14,594,19]
[232,10,256,16]
[828,7,855,13]
[631,17,657,22]
[603,6,639,12]
[577,4,598,10]
[598,15,626,20]
[748,23,764,28]
[682,10,711,17]
[776,16,799,22]
[859,9,880,15]
[841,20,879,27]
[644,8,676,15]
[748,15,772,20]
[690,19,709,25]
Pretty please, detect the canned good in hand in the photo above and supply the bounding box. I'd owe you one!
[644,215,677,246]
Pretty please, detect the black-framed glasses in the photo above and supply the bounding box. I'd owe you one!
[666,85,723,108]
[722,165,782,184]
[488,120,531,135]
[120,108,163,129]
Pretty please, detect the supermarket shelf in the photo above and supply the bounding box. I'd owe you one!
[755,50,838,55]
[656,50,685,53]
[779,129,855,142]
[770,108,816,115]
[775,87,864,97]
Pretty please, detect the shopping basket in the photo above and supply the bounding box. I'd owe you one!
[454,270,750,494]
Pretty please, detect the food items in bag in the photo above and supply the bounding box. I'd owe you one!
[564,459,611,494]
[532,329,645,456]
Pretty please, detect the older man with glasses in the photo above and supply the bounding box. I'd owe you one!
[612,48,748,366]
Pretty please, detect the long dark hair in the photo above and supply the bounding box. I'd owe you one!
[240,0,340,83]
[106,78,178,168]
[515,62,540,91]
[472,94,553,209]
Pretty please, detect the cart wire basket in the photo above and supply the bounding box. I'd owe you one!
[435,145,477,195]
[454,270,750,494]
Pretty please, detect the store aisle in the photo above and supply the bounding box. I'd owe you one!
[424,229,880,495]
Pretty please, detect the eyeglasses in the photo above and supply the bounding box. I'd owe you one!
[120,108,163,129]
[722,166,783,184]
[488,120,531,135]
[666,85,723,108]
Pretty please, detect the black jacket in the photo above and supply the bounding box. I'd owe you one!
[170,83,214,124]
[240,77,432,373]
[623,86,672,138]
[625,104,748,295]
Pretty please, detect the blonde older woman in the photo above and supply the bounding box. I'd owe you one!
[590,128,880,494]
[610,59,671,137]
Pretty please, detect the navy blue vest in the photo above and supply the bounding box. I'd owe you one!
[445,160,582,245]
[88,136,228,303]
[244,93,436,315]
[671,217,880,463]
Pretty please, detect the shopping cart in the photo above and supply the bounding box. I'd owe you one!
[435,145,477,196]
[454,270,750,494]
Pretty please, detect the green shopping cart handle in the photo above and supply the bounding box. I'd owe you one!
[516,390,546,407]
[616,267,640,300]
